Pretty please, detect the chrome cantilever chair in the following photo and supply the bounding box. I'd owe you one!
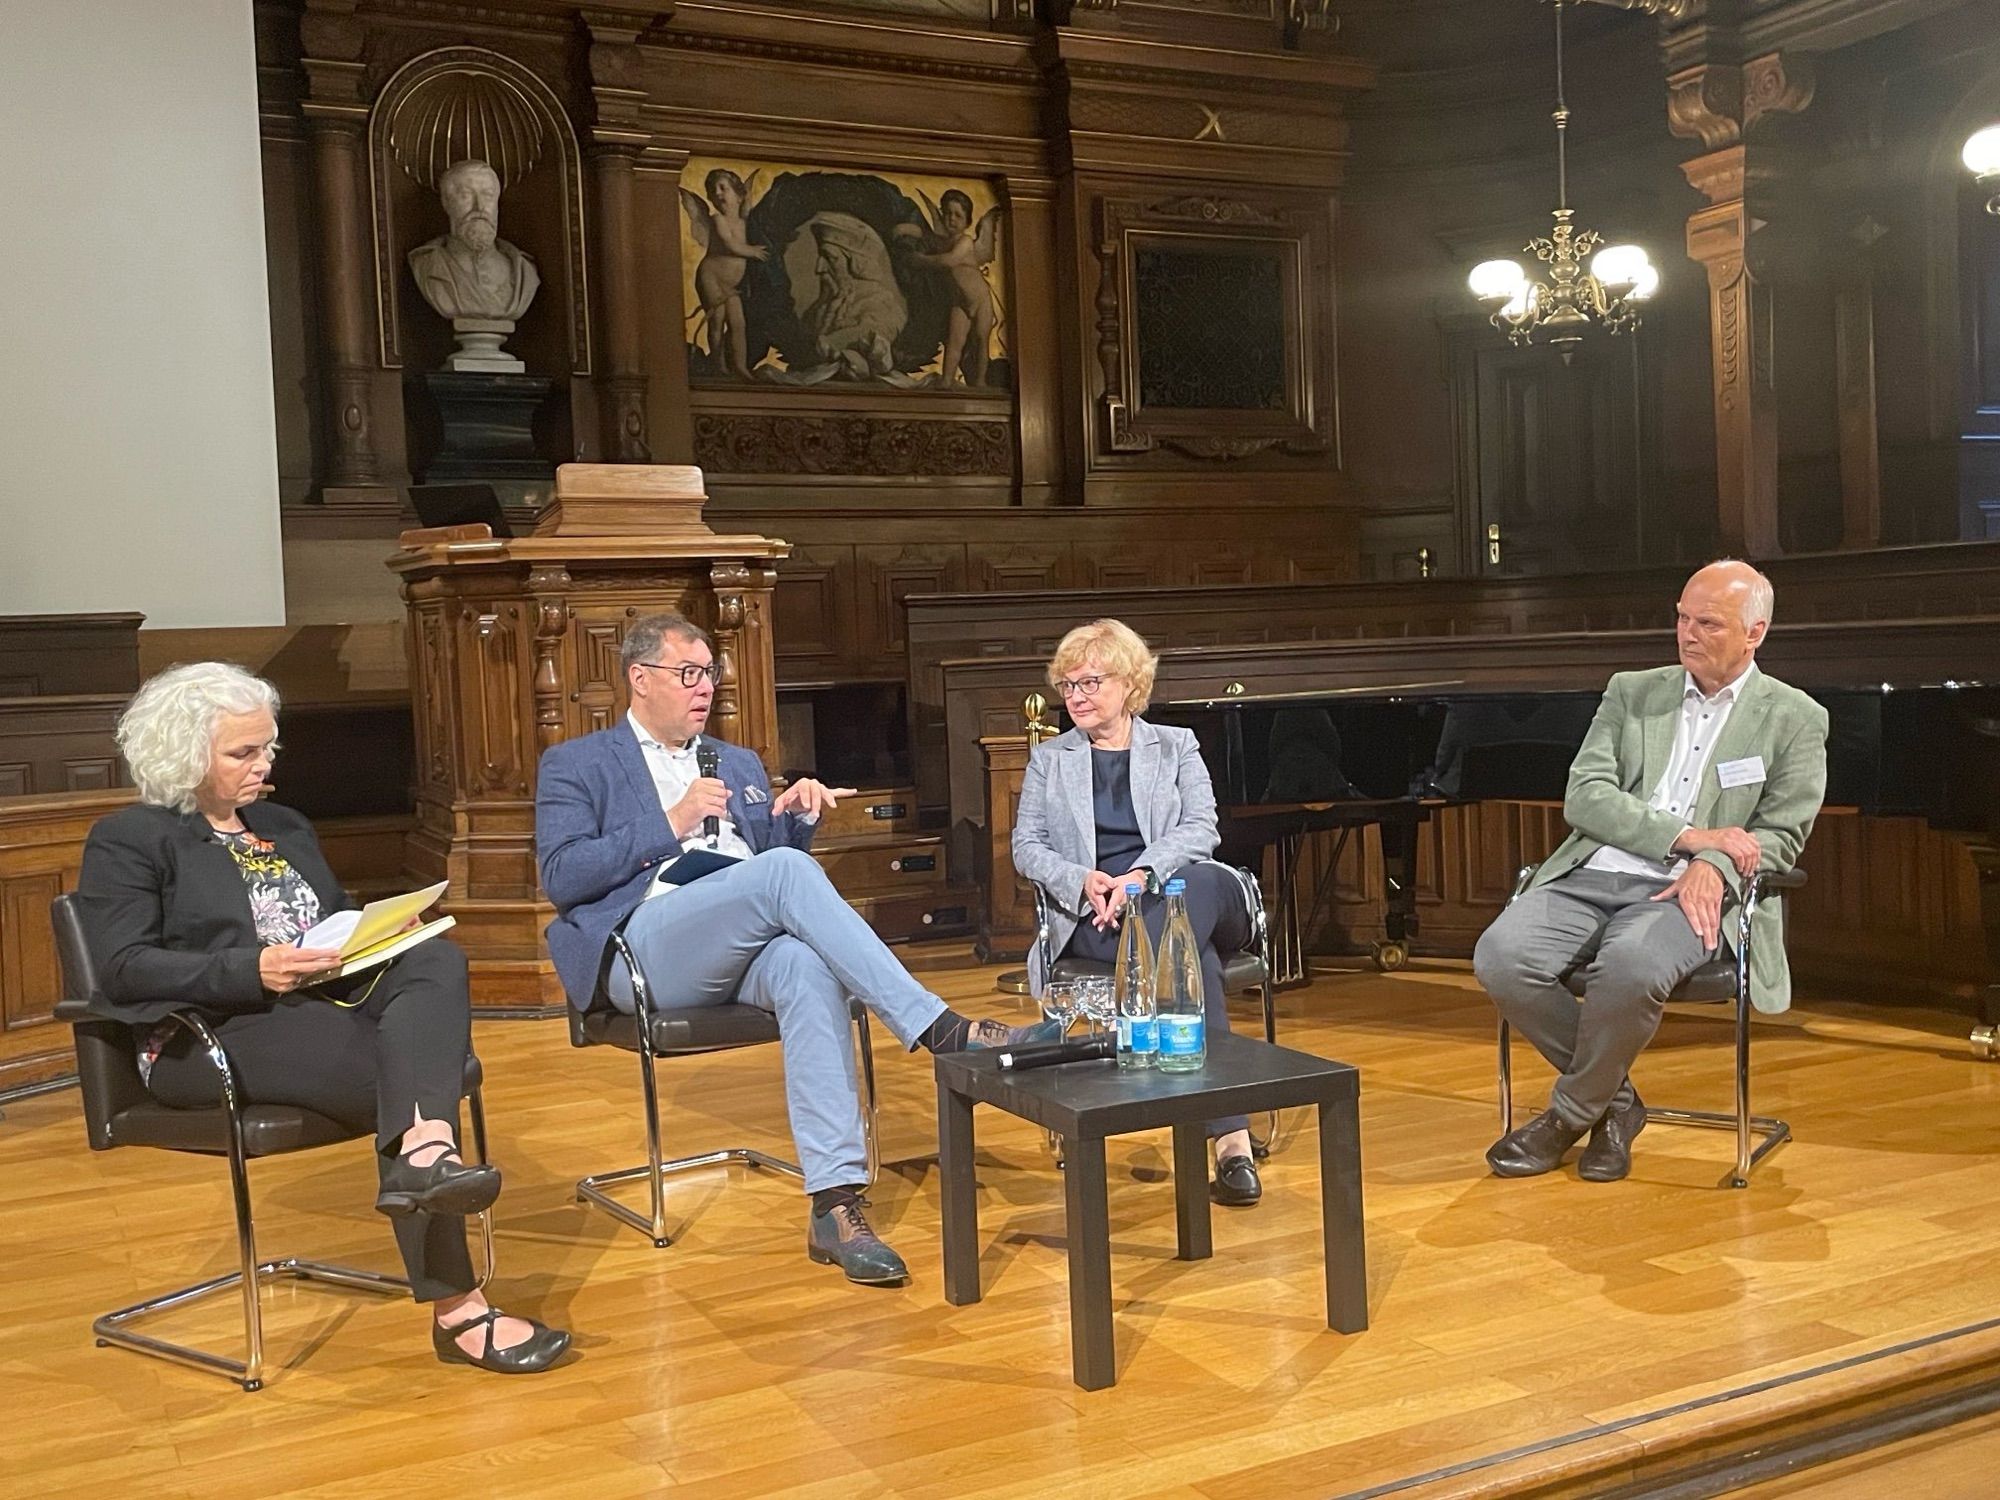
[1032,862,1278,1148]
[570,921,879,1248]
[1497,864,1806,1188]
[1033,863,1275,1041]
[50,892,493,1392]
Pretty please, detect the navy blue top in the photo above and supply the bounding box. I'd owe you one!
[1092,747,1146,878]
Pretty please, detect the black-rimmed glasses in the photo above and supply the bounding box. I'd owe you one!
[1054,674,1113,699]
[637,661,721,688]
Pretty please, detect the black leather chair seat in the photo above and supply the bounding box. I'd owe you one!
[1560,958,1738,1004]
[578,1001,783,1055]
[101,1054,485,1157]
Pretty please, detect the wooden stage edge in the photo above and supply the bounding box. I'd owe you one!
[1379,1316,2000,1499]
[8,959,2000,1500]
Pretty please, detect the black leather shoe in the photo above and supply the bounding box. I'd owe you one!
[807,1199,910,1286]
[1485,1108,1590,1178]
[1211,1153,1262,1206]
[433,1308,571,1374]
[1578,1095,1648,1183]
[376,1145,501,1218]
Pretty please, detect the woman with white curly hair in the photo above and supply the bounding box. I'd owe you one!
[76,662,568,1375]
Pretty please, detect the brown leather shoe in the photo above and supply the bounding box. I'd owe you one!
[807,1198,910,1286]
[1577,1095,1648,1182]
[1485,1108,1590,1178]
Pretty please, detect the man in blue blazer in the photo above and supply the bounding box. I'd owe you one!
[536,612,1054,1286]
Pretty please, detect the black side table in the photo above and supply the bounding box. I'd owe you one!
[933,1032,1366,1390]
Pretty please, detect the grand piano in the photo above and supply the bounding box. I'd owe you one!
[1135,617,2000,1042]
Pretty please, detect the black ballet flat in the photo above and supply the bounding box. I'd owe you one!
[1211,1153,1263,1207]
[433,1308,571,1374]
[375,1147,502,1218]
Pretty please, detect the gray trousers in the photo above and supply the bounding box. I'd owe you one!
[1472,868,1713,1131]
[609,846,948,1195]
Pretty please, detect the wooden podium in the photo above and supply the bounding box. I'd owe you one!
[388,465,788,1011]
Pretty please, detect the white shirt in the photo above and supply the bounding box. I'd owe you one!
[628,712,752,897]
[1585,660,1757,882]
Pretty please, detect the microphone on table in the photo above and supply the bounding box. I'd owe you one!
[696,738,721,841]
[998,1034,1115,1071]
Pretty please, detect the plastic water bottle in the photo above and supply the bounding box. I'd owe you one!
[1155,878,1206,1072]
[1113,880,1156,1069]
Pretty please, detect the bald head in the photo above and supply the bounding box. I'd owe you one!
[1675,559,1773,695]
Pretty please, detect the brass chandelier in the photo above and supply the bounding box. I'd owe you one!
[1468,0,1658,358]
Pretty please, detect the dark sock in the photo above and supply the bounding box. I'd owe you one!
[919,1008,974,1054]
[811,1185,865,1217]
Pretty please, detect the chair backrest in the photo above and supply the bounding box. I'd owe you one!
[49,892,150,1150]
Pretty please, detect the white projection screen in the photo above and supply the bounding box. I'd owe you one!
[0,0,284,629]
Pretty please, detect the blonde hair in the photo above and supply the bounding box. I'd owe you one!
[116,662,279,814]
[1048,619,1159,717]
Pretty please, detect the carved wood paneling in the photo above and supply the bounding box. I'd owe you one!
[0,698,131,801]
[770,545,853,679]
[858,545,969,664]
[0,790,133,1095]
[0,614,142,699]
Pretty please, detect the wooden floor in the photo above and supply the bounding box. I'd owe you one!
[7,960,2000,1499]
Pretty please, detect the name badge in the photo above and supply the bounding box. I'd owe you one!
[1715,755,1766,790]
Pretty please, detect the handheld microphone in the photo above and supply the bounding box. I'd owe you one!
[695,739,721,841]
[998,1034,1115,1071]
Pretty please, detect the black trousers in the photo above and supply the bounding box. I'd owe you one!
[147,940,479,1302]
[1061,860,1252,1140]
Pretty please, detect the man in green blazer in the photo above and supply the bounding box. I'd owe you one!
[1473,560,1828,1182]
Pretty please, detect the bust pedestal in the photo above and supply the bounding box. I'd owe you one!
[414,371,556,484]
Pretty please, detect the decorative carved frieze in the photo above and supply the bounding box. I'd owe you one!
[691,414,1014,476]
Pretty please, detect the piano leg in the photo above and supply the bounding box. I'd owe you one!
[1372,806,1421,972]
[1967,842,2000,1061]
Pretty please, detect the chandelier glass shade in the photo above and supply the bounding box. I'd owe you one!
[1966,123,2000,215]
[1468,1,1657,357]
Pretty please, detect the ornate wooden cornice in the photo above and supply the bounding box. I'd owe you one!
[1667,50,1814,150]
[1660,0,1966,70]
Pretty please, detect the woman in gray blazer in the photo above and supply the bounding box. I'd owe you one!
[1010,619,1262,1206]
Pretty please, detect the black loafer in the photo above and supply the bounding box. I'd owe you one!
[1578,1095,1648,1183]
[376,1150,501,1218]
[434,1309,571,1374]
[1485,1108,1589,1178]
[1211,1153,1263,1206]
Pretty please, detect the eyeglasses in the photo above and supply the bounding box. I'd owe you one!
[1054,674,1115,699]
[637,661,721,688]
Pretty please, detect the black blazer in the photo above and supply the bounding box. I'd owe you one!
[74,799,354,1025]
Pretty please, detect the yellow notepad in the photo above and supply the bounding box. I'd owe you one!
[299,882,453,980]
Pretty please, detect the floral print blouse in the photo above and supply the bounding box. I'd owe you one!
[138,829,324,1084]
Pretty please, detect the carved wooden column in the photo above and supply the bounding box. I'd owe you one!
[1669,54,1813,557]
[709,559,781,767]
[300,1,386,498]
[581,10,654,462]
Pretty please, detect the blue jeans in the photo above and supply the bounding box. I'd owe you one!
[610,847,947,1194]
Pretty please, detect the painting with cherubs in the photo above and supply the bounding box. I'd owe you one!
[679,157,1009,390]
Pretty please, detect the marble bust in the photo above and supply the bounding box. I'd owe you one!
[407,159,541,372]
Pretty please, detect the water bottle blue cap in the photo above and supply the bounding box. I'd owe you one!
[1164,877,1186,894]
[1123,880,1144,893]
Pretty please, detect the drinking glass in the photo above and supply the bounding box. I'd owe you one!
[1040,978,1080,1035]
[1074,976,1117,1036]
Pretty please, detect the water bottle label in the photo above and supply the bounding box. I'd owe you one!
[1118,1015,1157,1053]
[1157,1013,1204,1057]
